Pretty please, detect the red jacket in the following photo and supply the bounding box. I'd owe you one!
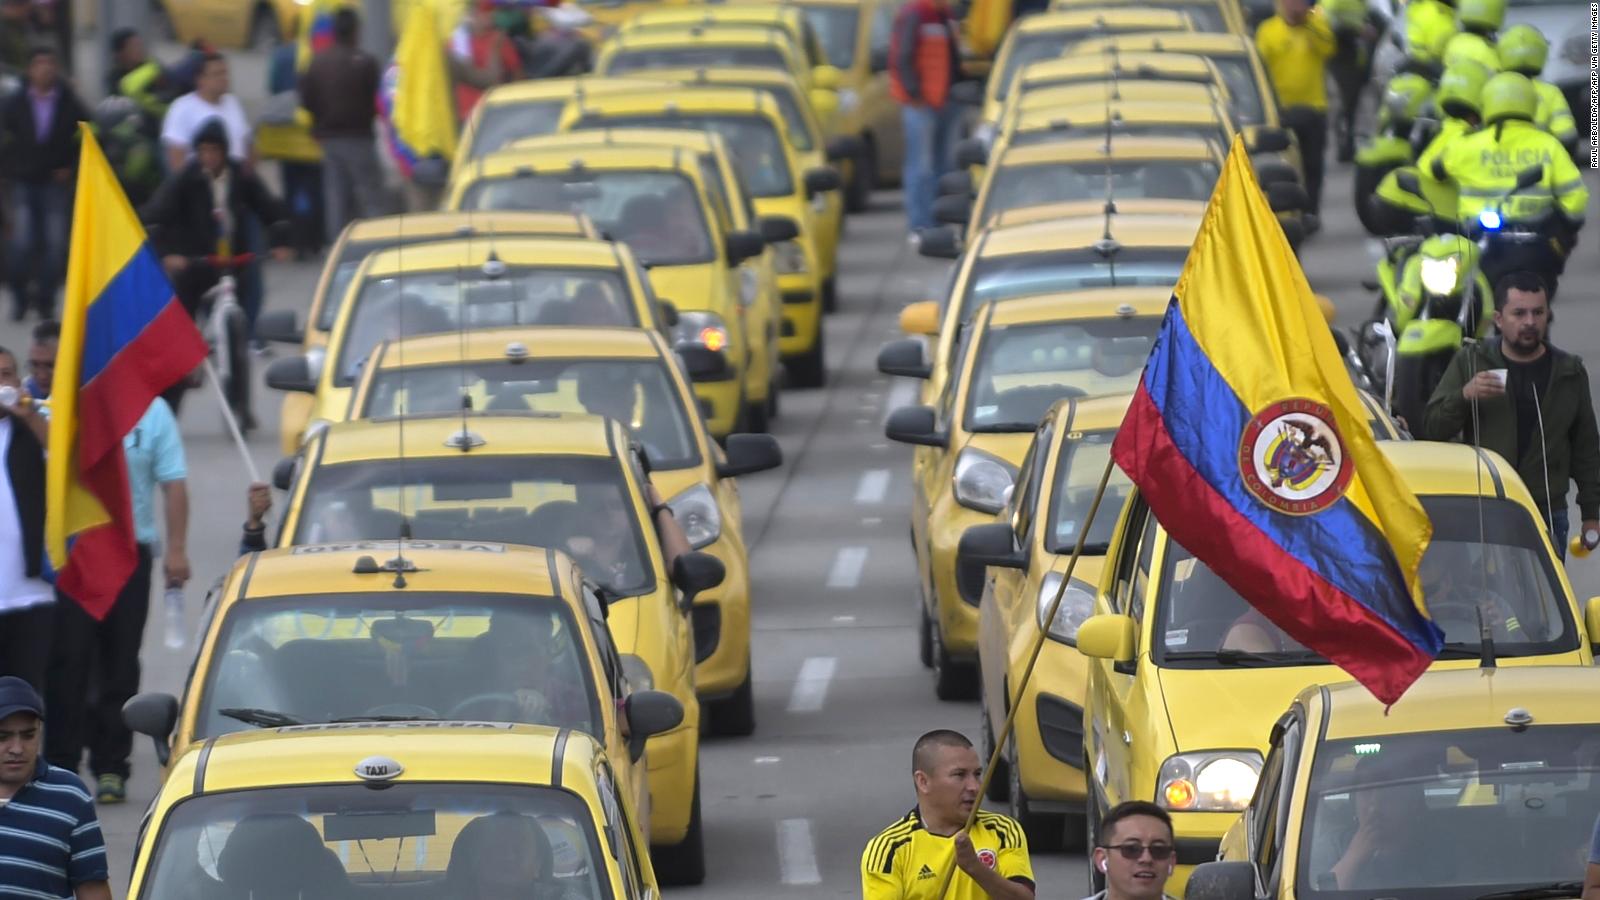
[453,30,522,121]
[889,0,961,108]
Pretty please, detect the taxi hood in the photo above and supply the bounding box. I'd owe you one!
[644,264,727,318]
[1156,663,1337,754]
[963,431,1035,466]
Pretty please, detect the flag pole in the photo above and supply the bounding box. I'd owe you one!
[935,452,1120,899]
[202,360,262,483]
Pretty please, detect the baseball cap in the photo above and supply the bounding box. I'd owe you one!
[0,676,44,721]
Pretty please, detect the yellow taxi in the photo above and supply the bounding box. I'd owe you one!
[576,0,690,43]
[162,0,302,47]
[1191,667,1600,899]
[1009,52,1234,108]
[594,24,835,94]
[1076,441,1600,894]
[616,4,832,75]
[270,412,722,883]
[444,146,774,432]
[263,236,670,445]
[344,326,784,733]
[1050,0,1247,32]
[256,211,602,455]
[117,722,665,897]
[119,542,673,827]
[453,76,672,181]
[559,89,843,386]
[881,291,1169,698]
[1075,31,1286,129]
[778,0,906,210]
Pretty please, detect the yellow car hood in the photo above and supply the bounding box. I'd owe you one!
[646,264,725,315]
[1156,664,1331,753]
[965,431,1035,466]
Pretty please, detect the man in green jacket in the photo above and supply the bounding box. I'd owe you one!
[1422,271,1600,557]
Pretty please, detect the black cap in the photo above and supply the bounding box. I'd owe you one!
[0,676,43,721]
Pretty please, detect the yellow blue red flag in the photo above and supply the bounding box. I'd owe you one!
[46,127,208,619]
[1111,136,1442,706]
[379,0,458,177]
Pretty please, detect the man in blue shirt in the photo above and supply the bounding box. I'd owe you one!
[0,676,111,900]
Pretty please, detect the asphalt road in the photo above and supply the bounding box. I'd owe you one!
[3,45,1597,894]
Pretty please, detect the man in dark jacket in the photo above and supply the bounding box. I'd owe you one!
[2,46,86,321]
[1422,272,1600,557]
[299,8,383,238]
[0,345,51,691]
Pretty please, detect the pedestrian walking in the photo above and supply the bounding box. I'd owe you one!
[160,50,253,171]
[1421,272,1600,557]
[0,346,51,691]
[24,319,54,400]
[1256,0,1335,230]
[300,7,384,240]
[0,676,111,900]
[1082,802,1178,900]
[44,391,190,804]
[0,0,42,71]
[269,37,325,257]
[861,729,1035,899]
[450,0,523,124]
[1,46,86,321]
[888,0,963,237]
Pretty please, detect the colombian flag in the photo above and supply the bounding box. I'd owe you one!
[379,1,458,178]
[1112,137,1443,706]
[45,128,208,619]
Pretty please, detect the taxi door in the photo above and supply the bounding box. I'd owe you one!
[1086,496,1160,809]
[912,322,977,624]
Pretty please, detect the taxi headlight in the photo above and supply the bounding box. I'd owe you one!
[837,88,861,114]
[675,312,731,354]
[1419,255,1460,295]
[1036,572,1096,644]
[952,447,1018,515]
[667,483,722,550]
[1157,752,1263,812]
[620,654,654,692]
[772,240,809,275]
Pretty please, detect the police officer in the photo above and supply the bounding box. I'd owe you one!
[1496,25,1579,157]
[1369,59,1491,232]
[1442,0,1503,73]
[1401,0,1457,79]
[1431,72,1588,296]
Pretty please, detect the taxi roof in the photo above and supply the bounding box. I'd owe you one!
[169,722,606,796]
[1055,391,1137,431]
[1020,51,1218,81]
[471,143,702,178]
[1013,8,1194,33]
[632,65,806,90]
[370,326,664,370]
[1079,30,1254,55]
[357,237,626,279]
[985,289,1171,326]
[987,198,1208,226]
[1014,80,1224,112]
[1378,440,1539,504]
[976,211,1202,256]
[512,127,730,156]
[228,541,565,599]
[342,211,597,242]
[573,86,785,119]
[1011,99,1232,129]
[315,412,622,464]
[994,135,1222,167]
[478,75,672,107]
[1315,667,1600,739]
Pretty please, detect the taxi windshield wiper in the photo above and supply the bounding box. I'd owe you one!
[1474,881,1583,899]
[1163,648,1324,667]
[218,708,303,728]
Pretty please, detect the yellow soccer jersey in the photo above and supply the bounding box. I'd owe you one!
[861,809,1035,900]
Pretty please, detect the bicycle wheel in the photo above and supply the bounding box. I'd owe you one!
[222,305,253,431]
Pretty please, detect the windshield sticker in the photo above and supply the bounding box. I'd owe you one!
[1166,628,1189,647]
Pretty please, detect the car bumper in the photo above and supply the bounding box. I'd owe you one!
[777,272,823,356]
[1012,639,1090,807]
[692,379,743,439]
[926,497,991,658]
[692,537,751,698]
[644,722,701,845]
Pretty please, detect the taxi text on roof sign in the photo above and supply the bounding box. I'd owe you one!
[289,541,509,554]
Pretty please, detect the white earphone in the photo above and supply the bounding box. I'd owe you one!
[1098,859,1108,873]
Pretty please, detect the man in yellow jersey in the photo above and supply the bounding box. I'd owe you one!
[861,730,1035,899]
[1256,0,1336,229]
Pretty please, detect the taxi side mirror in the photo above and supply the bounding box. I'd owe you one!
[949,80,985,106]
[265,355,317,394]
[1076,614,1136,663]
[123,692,180,767]
[672,551,725,610]
[955,522,1027,605]
[271,456,296,492]
[885,405,946,447]
[1185,861,1256,900]
[899,300,940,335]
[758,215,801,243]
[676,345,733,382]
[724,229,766,265]
[255,309,303,345]
[1247,126,1291,154]
[718,433,782,477]
[1585,596,1600,649]
[877,338,931,378]
[954,138,989,168]
[804,166,842,198]
[937,170,974,197]
[932,193,972,226]
[918,226,962,259]
[624,689,684,762]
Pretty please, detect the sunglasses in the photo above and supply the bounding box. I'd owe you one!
[1101,841,1175,861]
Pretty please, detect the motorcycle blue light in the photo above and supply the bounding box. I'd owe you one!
[1478,210,1503,231]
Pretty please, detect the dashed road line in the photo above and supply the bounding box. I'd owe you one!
[778,818,822,885]
[855,469,891,504]
[787,657,838,713]
[826,546,869,589]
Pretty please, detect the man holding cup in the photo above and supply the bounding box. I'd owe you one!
[1423,272,1600,557]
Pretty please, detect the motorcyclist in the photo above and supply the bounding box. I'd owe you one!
[1368,59,1490,234]
[1430,72,1588,297]
[1495,24,1579,158]
[1399,0,1457,80]
[1441,0,1503,73]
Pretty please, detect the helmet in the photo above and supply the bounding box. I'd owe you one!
[1496,24,1549,74]
[1480,71,1538,124]
[1434,59,1491,119]
[1383,73,1435,125]
[1406,20,1454,69]
[1456,0,1505,32]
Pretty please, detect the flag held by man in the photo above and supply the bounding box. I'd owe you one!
[1111,136,1443,706]
[45,126,208,619]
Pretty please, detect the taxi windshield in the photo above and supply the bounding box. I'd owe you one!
[800,5,859,67]
[137,783,611,900]
[1008,122,1232,148]
[194,592,600,739]
[468,100,567,160]
[577,114,795,197]
[980,161,1219,223]
[334,268,637,386]
[460,171,715,267]
[1045,432,1134,553]
[1205,56,1265,124]
[293,456,654,596]
[964,320,1157,432]
[1155,496,1576,666]
[362,358,700,470]
[963,248,1187,316]
[1298,724,1600,897]
[744,85,816,151]
[998,31,1168,101]
[607,45,789,74]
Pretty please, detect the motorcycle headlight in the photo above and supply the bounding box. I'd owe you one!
[1477,209,1503,231]
[1035,572,1096,644]
[620,653,654,691]
[1157,752,1263,812]
[771,240,809,275]
[952,447,1018,514]
[666,483,722,549]
[675,311,730,353]
[1419,255,1460,295]
[837,88,861,114]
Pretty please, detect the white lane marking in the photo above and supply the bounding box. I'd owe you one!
[778,818,822,885]
[826,546,869,589]
[787,657,838,713]
[861,516,883,526]
[832,614,857,624]
[754,756,782,765]
[855,417,873,426]
[855,469,891,504]
[870,441,889,451]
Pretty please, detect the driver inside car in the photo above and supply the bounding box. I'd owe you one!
[446,812,588,900]
[457,612,589,729]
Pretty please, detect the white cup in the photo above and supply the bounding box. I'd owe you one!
[0,385,16,409]
[1486,368,1508,388]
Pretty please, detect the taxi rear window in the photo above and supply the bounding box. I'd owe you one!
[606,45,789,74]
[468,100,567,160]
[998,29,1182,101]
[980,160,1220,225]
[1009,122,1232,150]
[576,114,796,198]
[963,247,1187,318]
[963,319,1158,432]
[802,5,860,68]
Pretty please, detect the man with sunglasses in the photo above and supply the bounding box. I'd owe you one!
[1085,802,1178,900]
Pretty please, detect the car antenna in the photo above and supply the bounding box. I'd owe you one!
[391,206,413,587]
[1097,58,1120,288]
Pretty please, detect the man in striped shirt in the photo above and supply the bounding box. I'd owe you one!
[0,676,110,900]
